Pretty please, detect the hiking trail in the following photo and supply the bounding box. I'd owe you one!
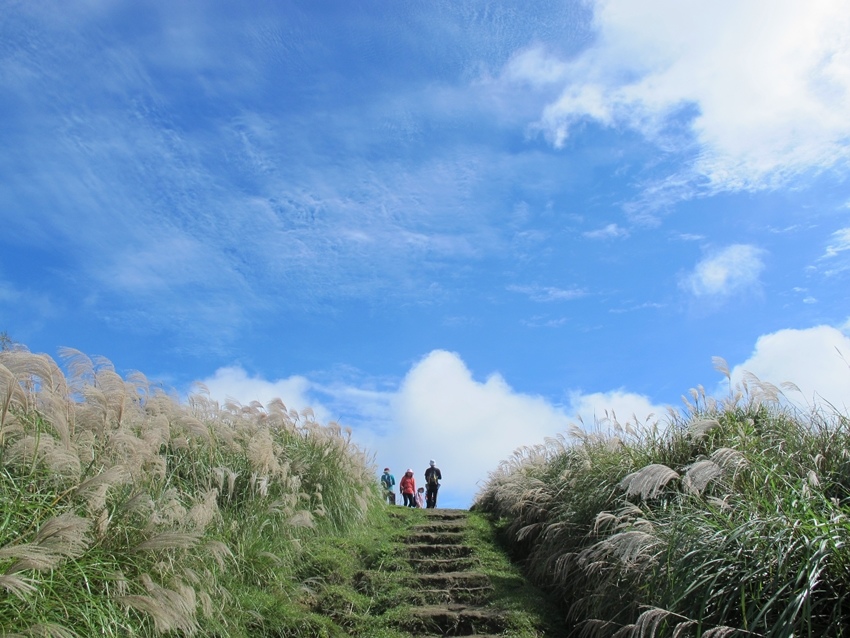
[363,507,566,637]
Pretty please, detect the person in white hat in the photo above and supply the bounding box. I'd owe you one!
[424,459,442,508]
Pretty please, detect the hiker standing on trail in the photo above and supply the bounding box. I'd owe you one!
[380,468,396,505]
[424,460,442,508]
[400,469,417,507]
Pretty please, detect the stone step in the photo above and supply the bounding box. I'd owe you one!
[421,509,469,520]
[407,556,479,573]
[411,586,493,606]
[405,531,466,545]
[412,522,467,534]
[412,571,491,590]
[405,543,474,558]
[403,604,508,636]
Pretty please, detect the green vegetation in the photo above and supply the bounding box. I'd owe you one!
[8,339,848,638]
[474,359,850,637]
[0,344,562,637]
[0,346,380,636]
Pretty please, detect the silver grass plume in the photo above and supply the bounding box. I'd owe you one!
[0,574,38,600]
[582,529,662,568]
[0,362,28,440]
[1,543,63,573]
[212,466,239,500]
[682,459,723,495]
[132,531,201,553]
[187,489,220,531]
[2,513,91,573]
[618,464,680,500]
[688,418,720,439]
[20,622,79,638]
[611,624,635,638]
[57,347,96,390]
[74,465,131,511]
[117,573,199,635]
[151,490,188,527]
[626,607,676,638]
[287,510,316,528]
[33,512,91,559]
[202,541,233,569]
[712,356,730,381]
[672,620,697,638]
[5,434,81,480]
[710,447,748,475]
[742,371,782,404]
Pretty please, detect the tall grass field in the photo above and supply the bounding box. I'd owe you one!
[474,359,850,637]
[0,346,381,636]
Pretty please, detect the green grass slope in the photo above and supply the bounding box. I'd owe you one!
[0,347,380,636]
[0,346,562,637]
[473,367,850,638]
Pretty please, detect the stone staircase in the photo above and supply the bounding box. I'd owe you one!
[400,509,511,637]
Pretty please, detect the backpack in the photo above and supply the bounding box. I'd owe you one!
[427,469,439,487]
[381,474,393,490]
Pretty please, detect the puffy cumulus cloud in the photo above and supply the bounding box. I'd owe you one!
[196,366,323,421]
[729,325,850,410]
[504,0,850,190]
[567,389,667,428]
[196,350,669,509]
[387,350,574,507]
[682,244,765,298]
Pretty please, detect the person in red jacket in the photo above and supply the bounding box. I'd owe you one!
[399,469,416,507]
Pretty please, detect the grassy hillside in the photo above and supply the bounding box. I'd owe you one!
[0,345,563,637]
[0,346,381,636]
[473,362,850,637]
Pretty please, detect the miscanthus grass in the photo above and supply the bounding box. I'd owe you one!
[474,359,850,638]
[0,346,381,636]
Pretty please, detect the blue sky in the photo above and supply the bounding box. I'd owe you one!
[3,0,850,508]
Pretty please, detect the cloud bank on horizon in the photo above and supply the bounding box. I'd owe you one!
[199,323,850,509]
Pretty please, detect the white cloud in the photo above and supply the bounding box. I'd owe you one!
[197,366,322,421]
[583,223,629,239]
[824,227,850,257]
[728,325,850,410]
[504,0,850,191]
[507,284,586,302]
[682,244,765,298]
[567,389,665,429]
[197,349,669,508]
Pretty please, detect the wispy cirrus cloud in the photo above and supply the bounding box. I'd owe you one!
[824,228,850,258]
[816,227,850,276]
[1,5,536,341]
[507,284,587,302]
[583,223,628,239]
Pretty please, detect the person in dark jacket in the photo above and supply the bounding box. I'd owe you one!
[380,468,396,505]
[424,460,442,508]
